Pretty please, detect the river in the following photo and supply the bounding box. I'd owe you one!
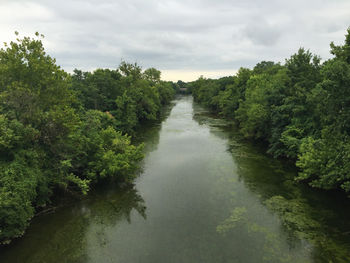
[1,95,350,262]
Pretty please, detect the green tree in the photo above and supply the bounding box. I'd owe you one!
[296,29,350,192]
[143,67,161,85]
[0,34,164,244]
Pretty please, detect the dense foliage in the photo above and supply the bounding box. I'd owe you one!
[0,33,175,244]
[191,28,350,194]
[71,64,175,134]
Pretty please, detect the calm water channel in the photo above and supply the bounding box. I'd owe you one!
[1,96,350,262]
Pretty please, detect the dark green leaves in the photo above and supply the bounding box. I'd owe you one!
[191,28,350,194]
[0,34,174,244]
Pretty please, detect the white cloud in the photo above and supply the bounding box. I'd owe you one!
[0,0,349,81]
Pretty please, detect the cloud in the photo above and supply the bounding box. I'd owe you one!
[244,17,282,46]
[0,0,350,81]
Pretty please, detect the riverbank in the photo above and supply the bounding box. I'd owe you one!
[1,96,350,262]
[190,29,350,195]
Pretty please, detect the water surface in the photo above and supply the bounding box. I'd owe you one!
[1,96,350,262]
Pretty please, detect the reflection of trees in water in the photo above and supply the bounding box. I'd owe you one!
[225,141,350,262]
[216,206,307,263]
[133,101,175,154]
[192,101,350,261]
[85,184,146,261]
[0,184,146,263]
[0,99,174,263]
[231,143,350,261]
[0,96,173,262]
[265,196,350,262]
[89,184,146,226]
[192,102,223,127]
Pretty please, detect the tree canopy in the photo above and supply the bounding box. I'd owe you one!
[0,33,175,244]
[191,27,350,194]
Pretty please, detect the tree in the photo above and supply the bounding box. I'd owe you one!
[296,29,350,192]
[143,68,161,84]
[0,32,78,243]
[0,34,163,244]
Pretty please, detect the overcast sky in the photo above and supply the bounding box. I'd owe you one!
[1,0,350,81]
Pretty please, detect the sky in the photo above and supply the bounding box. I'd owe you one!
[0,0,350,82]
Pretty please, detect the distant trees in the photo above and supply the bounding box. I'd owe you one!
[71,63,174,134]
[191,28,350,194]
[0,33,175,244]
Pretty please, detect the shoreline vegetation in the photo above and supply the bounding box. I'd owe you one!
[1,27,350,246]
[189,28,350,197]
[0,33,176,244]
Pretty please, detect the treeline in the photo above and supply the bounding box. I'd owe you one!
[191,28,350,194]
[0,33,175,244]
